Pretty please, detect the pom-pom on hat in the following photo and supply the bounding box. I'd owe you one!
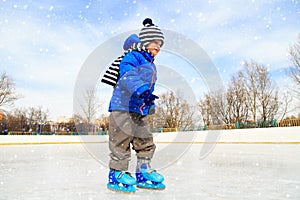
[139,18,164,47]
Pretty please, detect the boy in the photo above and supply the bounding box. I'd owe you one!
[105,18,165,193]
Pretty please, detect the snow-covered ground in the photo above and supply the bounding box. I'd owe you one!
[1,127,300,200]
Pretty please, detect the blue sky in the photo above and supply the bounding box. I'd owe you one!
[1,0,299,120]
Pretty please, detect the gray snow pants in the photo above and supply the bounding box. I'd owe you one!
[108,111,156,171]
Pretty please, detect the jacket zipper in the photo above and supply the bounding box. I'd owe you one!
[141,58,155,115]
[149,59,156,90]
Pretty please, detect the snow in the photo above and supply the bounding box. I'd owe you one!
[0,127,300,199]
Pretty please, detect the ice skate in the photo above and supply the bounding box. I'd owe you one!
[135,158,166,190]
[107,169,136,193]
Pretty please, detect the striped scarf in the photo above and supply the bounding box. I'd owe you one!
[101,43,149,87]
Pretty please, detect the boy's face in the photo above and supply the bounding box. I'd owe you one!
[147,40,162,56]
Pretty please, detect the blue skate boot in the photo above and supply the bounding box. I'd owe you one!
[107,169,136,193]
[135,157,166,190]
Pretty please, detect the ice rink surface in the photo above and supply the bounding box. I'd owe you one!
[1,127,300,200]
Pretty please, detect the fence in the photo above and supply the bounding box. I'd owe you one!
[2,119,300,135]
[278,118,300,127]
[218,119,300,130]
[235,120,278,129]
[4,131,108,136]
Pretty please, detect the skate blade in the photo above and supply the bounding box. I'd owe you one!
[136,185,166,190]
[107,186,136,194]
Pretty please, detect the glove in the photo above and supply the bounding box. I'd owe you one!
[140,90,159,106]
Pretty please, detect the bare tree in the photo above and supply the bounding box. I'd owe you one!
[218,90,231,124]
[198,78,250,127]
[287,34,300,101]
[33,107,48,124]
[0,72,19,111]
[78,87,104,132]
[208,90,227,125]
[198,90,230,126]
[155,91,195,131]
[199,60,280,128]
[227,73,249,123]
[11,108,27,131]
[276,91,293,121]
[81,87,98,124]
[198,94,213,127]
[1,106,49,133]
[256,65,279,121]
[27,106,49,132]
[241,61,261,122]
[240,60,279,122]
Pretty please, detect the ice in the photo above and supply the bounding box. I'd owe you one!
[0,127,300,199]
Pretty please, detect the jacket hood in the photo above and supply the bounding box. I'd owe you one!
[123,34,141,50]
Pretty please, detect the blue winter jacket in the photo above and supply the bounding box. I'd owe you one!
[108,34,157,116]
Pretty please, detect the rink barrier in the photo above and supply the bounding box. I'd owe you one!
[0,141,106,146]
[1,127,299,146]
[1,141,300,146]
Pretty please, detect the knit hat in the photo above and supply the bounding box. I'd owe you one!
[139,18,164,47]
